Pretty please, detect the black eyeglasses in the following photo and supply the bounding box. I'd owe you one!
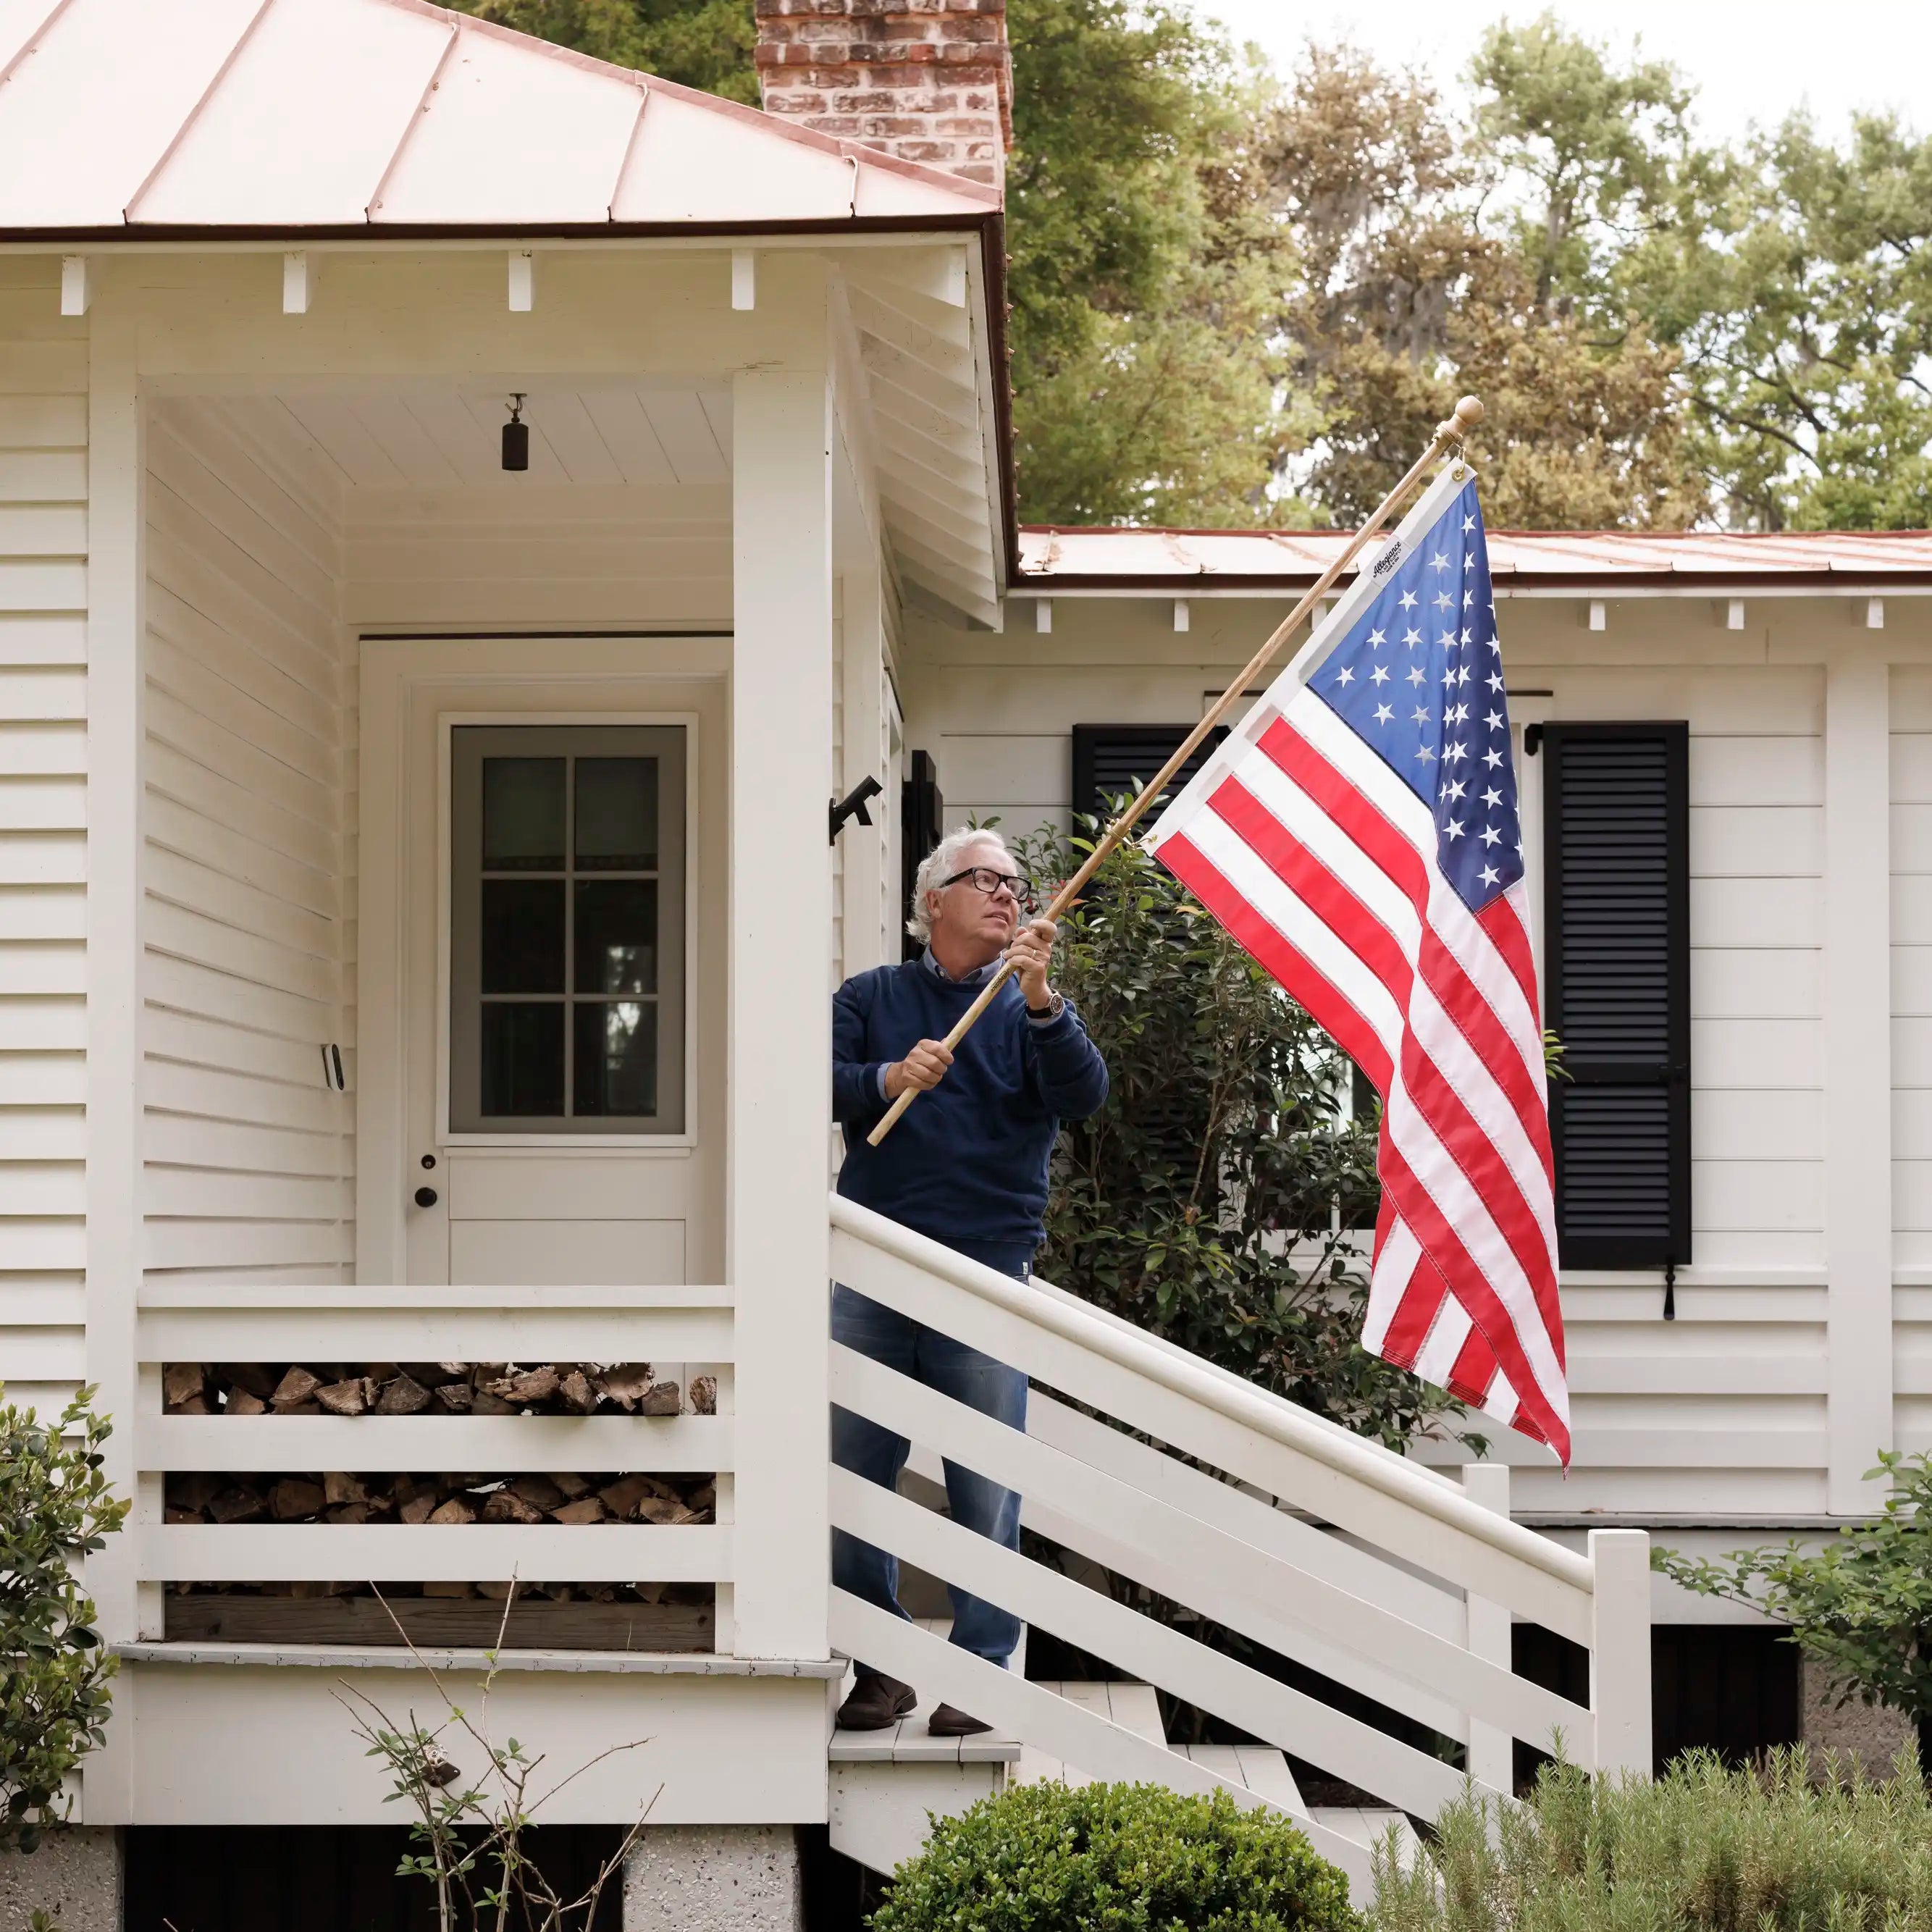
[941,865,1037,912]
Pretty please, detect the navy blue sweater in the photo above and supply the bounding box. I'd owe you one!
[833,959,1109,1274]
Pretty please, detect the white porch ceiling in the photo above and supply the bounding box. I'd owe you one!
[218,348,1004,629]
[227,382,730,492]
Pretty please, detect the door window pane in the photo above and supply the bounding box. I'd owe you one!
[453,726,684,1135]
[574,1001,656,1116]
[574,881,657,994]
[482,757,566,870]
[482,1003,564,1116]
[481,880,564,994]
[576,757,658,870]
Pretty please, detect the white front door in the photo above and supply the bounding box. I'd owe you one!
[356,638,726,1289]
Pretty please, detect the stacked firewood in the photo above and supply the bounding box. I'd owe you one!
[161,1466,716,1532]
[162,1361,717,1420]
[161,1361,721,1607]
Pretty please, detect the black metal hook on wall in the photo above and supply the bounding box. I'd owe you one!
[830,774,884,844]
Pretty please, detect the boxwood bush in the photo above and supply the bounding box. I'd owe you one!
[870,1780,1363,1932]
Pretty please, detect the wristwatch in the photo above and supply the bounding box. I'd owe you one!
[1026,990,1065,1021]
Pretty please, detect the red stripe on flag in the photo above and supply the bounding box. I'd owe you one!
[1447,1325,1502,1410]
[1372,1190,1398,1269]
[1158,831,1394,1094]
[1415,925,1557,1190]
[1395,1031,1560,1366]
[1478,891,1542,1030]
[1259,717,1432,911]
[1379,1137,1568,1459]
[1209,776,1416,1007]
[1376,1223,1449,1369]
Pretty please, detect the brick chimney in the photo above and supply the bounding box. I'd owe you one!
[755,1,1013,190]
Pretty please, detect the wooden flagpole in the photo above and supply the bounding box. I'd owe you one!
[866,394,1484,1148]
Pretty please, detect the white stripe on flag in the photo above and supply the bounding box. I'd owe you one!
[1184,808,1408,1061]
[1364,1216,1422,1353]
[1411,1294,1473,1389]
[1230,753,1424,958]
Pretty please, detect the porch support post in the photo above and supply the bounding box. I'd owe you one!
[83,277,146,1820]
[730,325,836,1658]
[1823,653,1894,1513]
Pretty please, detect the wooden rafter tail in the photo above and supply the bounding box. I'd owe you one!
[865,395,1484,1148]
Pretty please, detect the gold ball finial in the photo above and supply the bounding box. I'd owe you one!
[1433,393,1484,453]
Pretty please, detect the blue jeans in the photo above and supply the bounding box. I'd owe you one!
[831,1281,1028,1674]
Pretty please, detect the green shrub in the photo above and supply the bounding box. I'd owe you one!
[1,1384,127,1857]
[1656,1449,1932,1753]
[871,1780,1363,1932]
[1370,1750,1932,1932]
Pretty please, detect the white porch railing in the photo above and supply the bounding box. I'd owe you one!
[132,1283,735,1601]
[828,1196,1651,1889]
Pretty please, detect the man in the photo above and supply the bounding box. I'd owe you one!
[830,827,1109,1735]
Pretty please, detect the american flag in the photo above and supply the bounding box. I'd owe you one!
[1146,471,1568,1462]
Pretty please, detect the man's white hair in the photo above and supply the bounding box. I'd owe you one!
[906,827,1015,944]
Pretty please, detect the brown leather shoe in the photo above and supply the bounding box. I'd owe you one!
[836,1673,917,1731]
[927,1702,992,1737]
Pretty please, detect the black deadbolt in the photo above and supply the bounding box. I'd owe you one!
[421,1154,437,1169]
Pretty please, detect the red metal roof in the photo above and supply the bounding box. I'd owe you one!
[0,0,998,235]
[1017,525,1932,589]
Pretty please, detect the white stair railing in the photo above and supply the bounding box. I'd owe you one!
[828,1196,1651,1891]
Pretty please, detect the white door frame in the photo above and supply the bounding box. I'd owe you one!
[434,710,700,1151]
[356,634,728,1285]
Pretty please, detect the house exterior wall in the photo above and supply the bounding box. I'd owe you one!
[1892,667,1932,1464]
[0,243,939,1832]
[143,398,355,1290]
[0,259,88,1427]
[896,589,1920,1527]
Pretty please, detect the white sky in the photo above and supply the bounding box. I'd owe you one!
[1196,0,1932,144]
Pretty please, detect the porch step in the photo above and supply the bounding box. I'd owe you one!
[1169,1740,1303,1809]
[1170,1744,1416,1876]
[1015,1679,1165,1786]
[826,1619,1016,1876]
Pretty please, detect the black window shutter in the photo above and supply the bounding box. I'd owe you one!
[1072,723,1227,825]
[1542,723,1691,1269]
[900,749,943,962]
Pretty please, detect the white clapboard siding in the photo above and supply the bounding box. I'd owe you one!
[143,400,353,1288]
[1897,675,1932,1272]
[0,273,88,1420]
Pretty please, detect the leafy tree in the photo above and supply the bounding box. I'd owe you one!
[1011,812,1460,1448]
[1,1387,128,1857]
[1655,1448,1932,1766]
[1004,0,1311,526]
[1260,37,1708,530]
[1662,113,1932,530]
[446,0,757,104]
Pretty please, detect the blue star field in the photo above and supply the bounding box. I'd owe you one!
[1306,482,1522,914]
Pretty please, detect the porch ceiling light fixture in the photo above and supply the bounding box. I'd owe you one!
[502,393,529,473]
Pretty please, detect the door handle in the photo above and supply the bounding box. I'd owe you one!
[414,1186,439,1209]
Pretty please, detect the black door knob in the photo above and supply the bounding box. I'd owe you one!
[413,1187,438,1209]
